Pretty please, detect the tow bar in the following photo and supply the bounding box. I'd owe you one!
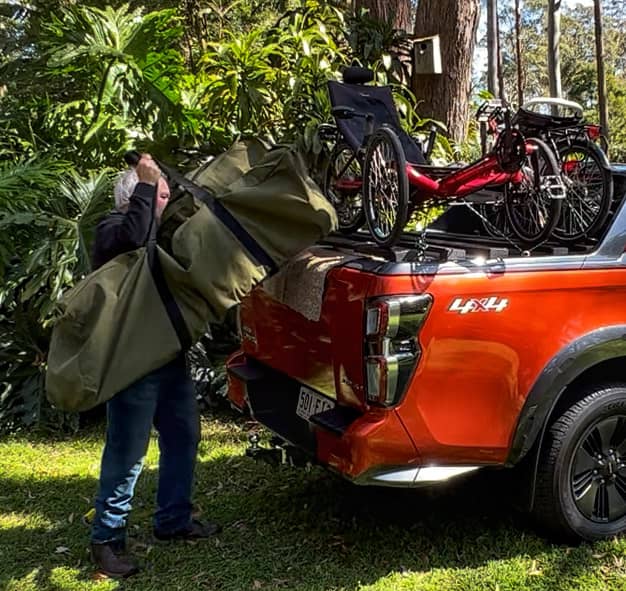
[245,433,312,468]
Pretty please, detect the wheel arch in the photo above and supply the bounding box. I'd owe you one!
[508,325,626,467]
[506,325,626,512]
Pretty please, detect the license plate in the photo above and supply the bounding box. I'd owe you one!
[296,386,334,422]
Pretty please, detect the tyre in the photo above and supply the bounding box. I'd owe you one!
[533,383,626,541]
[553,140,613,243]
[504,137,563,245]
[362,126,410,247]
[323,143,365,234]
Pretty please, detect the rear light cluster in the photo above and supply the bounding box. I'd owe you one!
[364,294,433,407]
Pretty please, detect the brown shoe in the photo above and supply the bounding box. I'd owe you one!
[90,542,139,579]
[154,518,222,541]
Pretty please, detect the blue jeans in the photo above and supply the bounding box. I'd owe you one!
[91,355,200,544]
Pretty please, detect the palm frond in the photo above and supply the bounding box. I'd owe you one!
[40,3,188,151]
[0,158,68,210]
[57,169,114,272]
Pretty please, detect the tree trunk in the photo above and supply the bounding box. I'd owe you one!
[594,0,609,141]
[514,0,524,106]
[182,0,209,71]
[355,0,413,32]
[496,6,505,100]
[487,0,499,98]
[547,0,562,98]
[412,0,480,143]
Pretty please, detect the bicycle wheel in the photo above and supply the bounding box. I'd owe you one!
[323,143,365,234]
[363,126,410,247]
[504,137,563,245]
[553,140,613,243]
[478,199,513,239]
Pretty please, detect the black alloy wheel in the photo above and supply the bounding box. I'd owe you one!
[570,415,626,523]
[533,383,626,541]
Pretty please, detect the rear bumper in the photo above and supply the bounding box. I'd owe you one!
[228,353,480,484]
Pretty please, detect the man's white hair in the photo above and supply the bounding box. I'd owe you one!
[114,169,139,210]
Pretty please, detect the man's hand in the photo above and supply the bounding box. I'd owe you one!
[135,154,161,186]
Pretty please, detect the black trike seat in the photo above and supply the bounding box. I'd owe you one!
[327,77,427,165]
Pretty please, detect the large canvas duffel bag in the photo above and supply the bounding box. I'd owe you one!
[46,140,337,411]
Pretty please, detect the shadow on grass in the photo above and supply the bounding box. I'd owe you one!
[0,447,602,591]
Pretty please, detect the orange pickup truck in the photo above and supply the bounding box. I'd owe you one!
[228,168,626,541]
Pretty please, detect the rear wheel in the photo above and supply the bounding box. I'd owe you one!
[533,383,626,541]
[478,199,513,238]
[363,126,409,247]
[504,137,563,245]
[323,143,365,234]
[553,140,613,243]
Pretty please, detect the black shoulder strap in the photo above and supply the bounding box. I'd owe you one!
[146,240,192,351]
[144,185,193,351]
[157,160,279,275]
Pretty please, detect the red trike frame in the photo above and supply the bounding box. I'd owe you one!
[335,145,530,203]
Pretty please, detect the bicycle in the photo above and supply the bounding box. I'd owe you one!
[319,67,437,236]
[512,98,614,244]
[324,71,566,248]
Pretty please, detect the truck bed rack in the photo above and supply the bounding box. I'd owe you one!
[319,166,626,265]
[320,229,596,264]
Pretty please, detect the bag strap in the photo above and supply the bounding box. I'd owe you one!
[157,160,279,275]
[144,184,193,351]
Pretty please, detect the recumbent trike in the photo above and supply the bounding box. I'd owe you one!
[320,67,567,248]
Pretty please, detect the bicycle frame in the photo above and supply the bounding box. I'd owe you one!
[406,150,526,200]
[333,150,363,192]
[331,99,547,204]
[334,139,534,201]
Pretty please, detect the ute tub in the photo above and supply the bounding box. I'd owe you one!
[227,353,420,480]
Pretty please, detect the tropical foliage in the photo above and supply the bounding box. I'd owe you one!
[0,0,433,433]
[0,160,114,432]
[2,0,625,433]
[491,0,626,160]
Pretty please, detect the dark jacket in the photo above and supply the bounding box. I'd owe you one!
[92,182,155,269]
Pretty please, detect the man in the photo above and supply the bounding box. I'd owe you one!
[90,154,220,579]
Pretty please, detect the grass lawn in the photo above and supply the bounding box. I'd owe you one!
[1,411,626,591]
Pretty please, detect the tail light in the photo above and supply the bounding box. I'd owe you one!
[585,124,602,141]
[364,294,433,407]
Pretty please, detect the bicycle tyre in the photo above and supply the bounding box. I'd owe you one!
[323,143,365,234]
[553,139,613,243]
[362,126,410,247]
[504,137,563,245]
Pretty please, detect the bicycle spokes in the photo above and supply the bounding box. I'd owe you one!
[368,141,400,238]
[504,138,564,244]
[555,144,612,242]
[324,143,365,233]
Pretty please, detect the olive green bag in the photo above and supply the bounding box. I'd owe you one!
[45,140,337,411]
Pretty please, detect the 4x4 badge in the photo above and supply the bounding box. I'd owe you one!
[449,296,509,314]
